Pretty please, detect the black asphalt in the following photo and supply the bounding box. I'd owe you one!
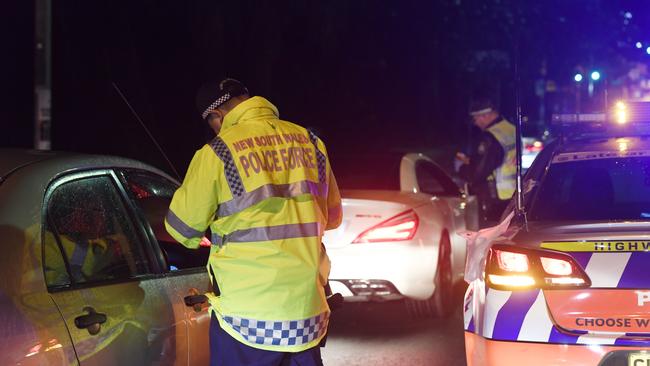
[322,300,467,366]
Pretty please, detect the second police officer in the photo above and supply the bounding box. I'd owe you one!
[456,97,516,227]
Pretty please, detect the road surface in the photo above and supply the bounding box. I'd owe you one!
[322,300,467,366]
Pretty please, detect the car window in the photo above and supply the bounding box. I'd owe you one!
[44,175,149,288]
[415,161,460,196]
[121,170,209,271]
[529,156,650,221]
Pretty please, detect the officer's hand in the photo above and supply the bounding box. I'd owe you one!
[456,152,470,165]
[199,236,212,247]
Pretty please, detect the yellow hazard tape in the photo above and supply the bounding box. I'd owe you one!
[541,241,650,252]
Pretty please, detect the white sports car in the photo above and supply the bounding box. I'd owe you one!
[324,152,478,317]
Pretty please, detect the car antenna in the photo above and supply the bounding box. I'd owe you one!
[111,82,181,181]
[513,26,528,231]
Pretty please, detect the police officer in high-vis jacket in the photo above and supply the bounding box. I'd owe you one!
[165,78,342,365]
[456,97,516,227]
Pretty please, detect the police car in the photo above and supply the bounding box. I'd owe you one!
[464,102,650,366]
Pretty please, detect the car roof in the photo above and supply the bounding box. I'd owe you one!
[0,149,61,178]
[524,135,650,183]
[554,135,650,154]
[0,148,176,184]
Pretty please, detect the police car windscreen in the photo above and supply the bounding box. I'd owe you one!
[330,153,401,190]
[529,156,650,221]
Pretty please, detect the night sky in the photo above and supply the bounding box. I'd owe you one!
[4,0,650,177]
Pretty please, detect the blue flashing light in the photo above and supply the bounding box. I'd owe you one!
[590,71,601,81]
[636,42,643,49]
[574,73,583,82]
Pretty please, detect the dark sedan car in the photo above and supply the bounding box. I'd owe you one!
[0,149,210,365]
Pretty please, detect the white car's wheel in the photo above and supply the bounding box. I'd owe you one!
[406,233,453,318]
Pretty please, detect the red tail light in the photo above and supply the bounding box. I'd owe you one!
[495,250,529,272]
[540,257,572,275]
[486,244,591,290]
[352,210,419,243]
[525,140,543,152]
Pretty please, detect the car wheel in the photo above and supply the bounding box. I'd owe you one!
[406,232,453,318]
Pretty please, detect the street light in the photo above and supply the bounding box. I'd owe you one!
[590,71,601,81]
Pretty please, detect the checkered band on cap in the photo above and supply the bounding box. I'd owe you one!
[201,92,232,120]
[222,312,329,347]
[308,130,327,184]
[209,137,245,198]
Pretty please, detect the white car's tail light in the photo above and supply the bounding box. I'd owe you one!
[352,210,419,243]
[486,244,591,290]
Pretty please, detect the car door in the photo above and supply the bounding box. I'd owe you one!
[43,170,185,365]
[118,169,211,366]
[414,159,473,278]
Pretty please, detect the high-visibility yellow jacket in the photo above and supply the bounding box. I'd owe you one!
[165,96,342,352]
[486,119,516,200]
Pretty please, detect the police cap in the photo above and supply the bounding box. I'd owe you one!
[196,78,249,120]
[469,97,496,116]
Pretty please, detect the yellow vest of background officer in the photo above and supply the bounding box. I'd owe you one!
[486,119,516,200]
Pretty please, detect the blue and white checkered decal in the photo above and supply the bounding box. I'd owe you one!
[307,130,326,184]
[222,312,328,346]
[210,137,245,198]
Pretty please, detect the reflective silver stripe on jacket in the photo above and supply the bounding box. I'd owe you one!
[222,311,329,346]
[307,130,327,184]
[211,233,224,247]
[219,222,321,244]
[210,137,245,197]
[166,209,203,239]
[216,180,328,217]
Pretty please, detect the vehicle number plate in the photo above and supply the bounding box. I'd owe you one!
[629,352,650,366]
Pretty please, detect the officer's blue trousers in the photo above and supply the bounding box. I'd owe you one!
[210,313,324,366]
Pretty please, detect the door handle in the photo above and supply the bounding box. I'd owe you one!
[74,306,107,335]
[184,294,208,306]
[185,287,208,312]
